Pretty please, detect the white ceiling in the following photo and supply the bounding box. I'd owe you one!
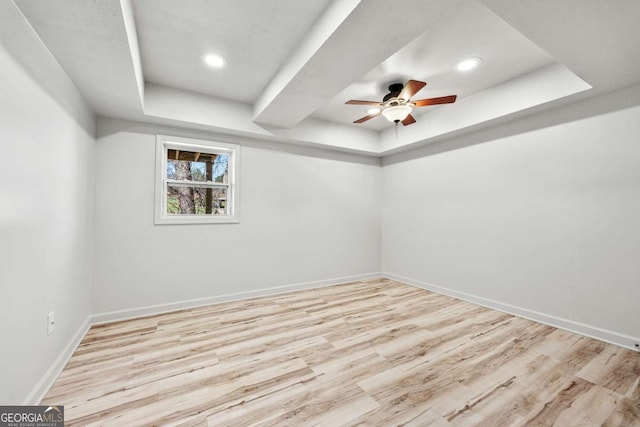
[312,1,557,130]
[133,0,332,103]
[12,0,640,156]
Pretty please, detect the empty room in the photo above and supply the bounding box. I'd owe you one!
[2,0,640,425]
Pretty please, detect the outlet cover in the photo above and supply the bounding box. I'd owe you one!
[47,311,55,335]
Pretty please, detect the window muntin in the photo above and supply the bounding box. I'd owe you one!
[155,135,239,224]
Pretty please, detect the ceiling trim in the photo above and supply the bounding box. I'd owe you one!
[120,0,144,106]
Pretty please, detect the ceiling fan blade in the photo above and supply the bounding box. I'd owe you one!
[353,112,380,124]
[399,80,426,100]
[401,114,416,126]
[345,100,382,106]
[413,95,457,107]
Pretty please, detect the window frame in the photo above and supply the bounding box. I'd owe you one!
[154,134,240,225]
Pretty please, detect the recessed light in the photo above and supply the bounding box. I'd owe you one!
[201,53,227,68]
[367,107,380,115]
[456,57,482,72]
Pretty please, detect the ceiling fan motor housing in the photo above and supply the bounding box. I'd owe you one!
[383,83,405,102]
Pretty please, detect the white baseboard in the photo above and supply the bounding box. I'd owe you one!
[23,316,91,405]
[91,272,382,325]
[383,272,640,352]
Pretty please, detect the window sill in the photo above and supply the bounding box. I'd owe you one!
[154,215,239,225]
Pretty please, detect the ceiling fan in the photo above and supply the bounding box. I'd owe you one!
[346,80,457,126]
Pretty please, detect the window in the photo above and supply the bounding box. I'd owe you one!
[155,135,239,224]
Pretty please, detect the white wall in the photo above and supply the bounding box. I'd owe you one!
[0,9,96,404]
[92,122,381,315]
[3,0,639,403]
[382,106,640,346]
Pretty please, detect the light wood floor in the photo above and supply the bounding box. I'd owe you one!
[43,278,640,426]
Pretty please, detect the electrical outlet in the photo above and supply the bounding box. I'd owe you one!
[47,311,55,335]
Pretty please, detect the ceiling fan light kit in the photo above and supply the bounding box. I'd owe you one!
[382,104,412,123]
[346,80,457,127]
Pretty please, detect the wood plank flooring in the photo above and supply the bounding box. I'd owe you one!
[43,278,640,426]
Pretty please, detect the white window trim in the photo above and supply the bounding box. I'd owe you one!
[154,134,240,225]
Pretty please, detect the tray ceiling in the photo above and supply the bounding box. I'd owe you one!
[13,0,640,156]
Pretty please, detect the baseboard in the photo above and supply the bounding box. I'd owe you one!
[383,272,640,352]
[22,316,92,405]
[91,272,382,325]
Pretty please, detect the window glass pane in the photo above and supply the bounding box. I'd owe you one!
[167,150,228,183]
[167,160,177,180]
[167,185,228,215]
[213,154,229,184]
[191,162,207,182]
[167,159,208,182]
